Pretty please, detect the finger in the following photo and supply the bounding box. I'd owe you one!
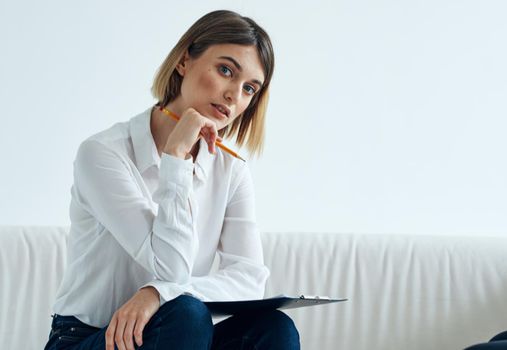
[208,135,216,154]
[201,128,215,154]
[133,315,149,347]
[105,316,118,350]
[115,316,128,350]
[211,130,217,145]
[211,133,218,154]
[209,131,216,154]
[204,125,218,154]
[202,116,217,131]
[123,318,137,350]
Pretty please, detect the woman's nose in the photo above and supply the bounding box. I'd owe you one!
[223,83,242,103]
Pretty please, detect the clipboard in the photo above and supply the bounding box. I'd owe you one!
[204,294,347,316]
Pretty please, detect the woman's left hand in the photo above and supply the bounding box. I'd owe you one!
[105,286,160,350]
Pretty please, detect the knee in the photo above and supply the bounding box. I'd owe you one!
[490,331,507,342]
[259,310,300,348]
[157,294,213,335]
[463,344,494,350]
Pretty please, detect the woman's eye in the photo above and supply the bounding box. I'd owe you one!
[218,64,256,95]
[244,85,256,95]
[219,65,232,76]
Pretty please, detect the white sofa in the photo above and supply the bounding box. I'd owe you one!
[1,226,506,349]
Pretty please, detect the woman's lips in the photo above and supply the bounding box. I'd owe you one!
[211,104,228,119]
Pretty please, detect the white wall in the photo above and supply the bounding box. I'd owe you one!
[1,0,506,235]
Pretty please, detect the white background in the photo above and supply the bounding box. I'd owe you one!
[1,0,505,235]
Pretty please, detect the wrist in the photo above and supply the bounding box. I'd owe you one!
[141,286,160,299]
[163,145,187,159]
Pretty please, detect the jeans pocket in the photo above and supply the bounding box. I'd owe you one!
[44,333,81,350]
[58,335,82,342]
[47,318,99,350]
[54,335,82,350]
[67,326,97,338]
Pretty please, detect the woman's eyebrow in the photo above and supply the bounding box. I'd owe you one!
[218,56,264,87]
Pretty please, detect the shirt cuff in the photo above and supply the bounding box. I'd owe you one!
[140,280,206,306]
[140,280,183,306]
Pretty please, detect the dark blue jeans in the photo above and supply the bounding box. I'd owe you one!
[44,295,300,349]
[464,331,507,350]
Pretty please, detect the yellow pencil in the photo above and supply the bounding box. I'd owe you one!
[159,106,246,162]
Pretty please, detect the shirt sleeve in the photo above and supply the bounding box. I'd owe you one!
[142,162,270,303]
[73,139,198,284]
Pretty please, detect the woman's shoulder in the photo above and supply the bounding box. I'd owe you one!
[79,115,135,153]
[76,107,155,170]
[76,119,134,163]
[86,119,130,148]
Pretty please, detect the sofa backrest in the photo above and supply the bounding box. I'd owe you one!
[1,226,506,349]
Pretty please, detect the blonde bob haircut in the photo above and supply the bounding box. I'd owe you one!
[151,10,275,157]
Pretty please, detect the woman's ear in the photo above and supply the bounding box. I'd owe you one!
[175,51,190,76]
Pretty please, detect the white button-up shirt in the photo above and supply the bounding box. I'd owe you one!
[52,106,270,328]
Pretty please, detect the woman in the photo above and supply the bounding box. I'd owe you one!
[44,10,300,350]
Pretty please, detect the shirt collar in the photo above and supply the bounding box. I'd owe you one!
[129,106,159,174]
[129,105,214,181]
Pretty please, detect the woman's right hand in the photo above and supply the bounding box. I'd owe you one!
[105,287,160,350]
[163,108,221,159]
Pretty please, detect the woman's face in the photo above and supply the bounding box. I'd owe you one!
[173,43,265,130]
